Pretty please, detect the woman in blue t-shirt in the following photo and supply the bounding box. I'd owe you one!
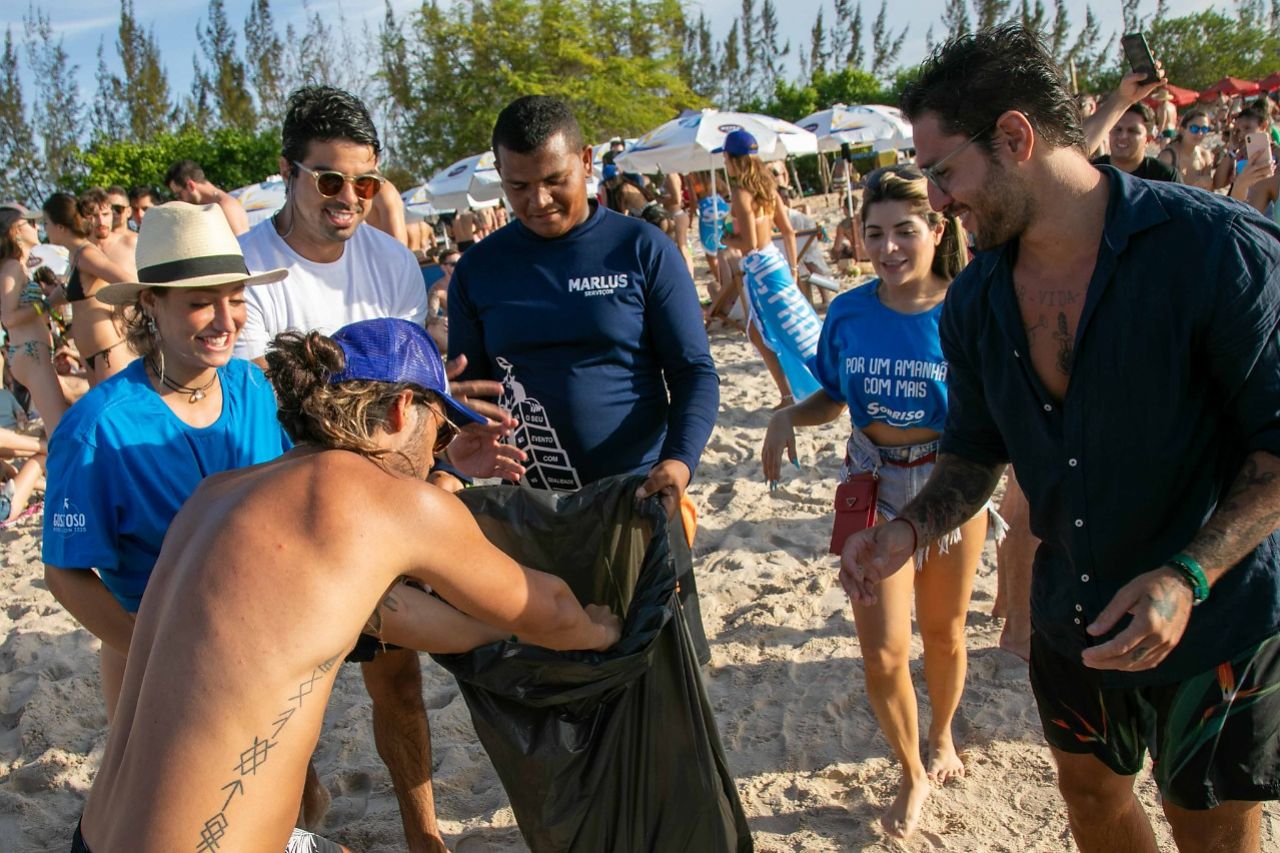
[761,166,1004,841]
[42,203,291,721]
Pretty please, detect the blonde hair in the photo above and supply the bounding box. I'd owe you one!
[860,166,969,281]
[726,153,777,215]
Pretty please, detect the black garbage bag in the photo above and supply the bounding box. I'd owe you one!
[432,475,753,853]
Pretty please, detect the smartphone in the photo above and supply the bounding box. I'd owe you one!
[1121,32,1159,85]
[1246,132,1272,163]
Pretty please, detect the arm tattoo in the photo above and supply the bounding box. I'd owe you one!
[1185,451,1280,583]
[194,653,340,851]
[899,454,1005,544]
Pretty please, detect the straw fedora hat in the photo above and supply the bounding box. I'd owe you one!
[97,201,286,306]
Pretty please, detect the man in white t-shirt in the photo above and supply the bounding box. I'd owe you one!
[235,85,438,852]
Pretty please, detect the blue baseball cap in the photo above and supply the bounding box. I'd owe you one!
[602,163,619,180]
[329,318,486,426]
[712,128,759,157]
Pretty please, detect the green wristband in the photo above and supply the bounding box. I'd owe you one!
[1167,553,1209,606]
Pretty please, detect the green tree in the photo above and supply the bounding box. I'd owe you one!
[974,0,1014,29]
[79,126,279,195]
[245,0,286,130]
[848,2,866,68]
[941,0,971,39]
[24,7,83,193]
[828,0,854,67]
[870,0,907,78]
[806,7,830,78]
[195,0,256,130]
[114,0,173,141]
[385,0,700,174]
[93,39,126,144]
[1020,0,1048,33]
[758,0,790,91]
[0,27,42,204]
[1147,8,1280,91]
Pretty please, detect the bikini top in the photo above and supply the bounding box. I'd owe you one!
[65,245,86,302]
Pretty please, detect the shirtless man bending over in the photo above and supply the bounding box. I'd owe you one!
[73,318,620,853]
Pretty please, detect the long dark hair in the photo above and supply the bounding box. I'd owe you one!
[41,192,91,238]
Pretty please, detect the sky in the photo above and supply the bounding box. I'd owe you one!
[1,0,1217,109]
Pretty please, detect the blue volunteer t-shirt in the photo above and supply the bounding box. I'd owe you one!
[697,196,731,253]
[42,358,291,612]
[814,281,949,432]
[449,203,719,490]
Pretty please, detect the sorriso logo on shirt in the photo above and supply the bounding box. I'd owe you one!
[567,273,630,297]
[51,498,88,537]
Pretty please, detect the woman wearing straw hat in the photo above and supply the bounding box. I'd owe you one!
[40,192,136,384]
[41,202,293,722]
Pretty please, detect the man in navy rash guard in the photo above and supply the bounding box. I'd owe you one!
[448,96,720,655]
[447,95,719,509]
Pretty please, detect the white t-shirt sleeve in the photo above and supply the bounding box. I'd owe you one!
[234,286,271,360]
[397,248,428,324]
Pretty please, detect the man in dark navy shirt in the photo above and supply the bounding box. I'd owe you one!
[448,96,720,657]
[842,24,1280,852]
[448,96,719,509]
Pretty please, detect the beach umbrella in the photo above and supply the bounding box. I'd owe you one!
[401,183,442,217]
[795,103,914,153]
[1150,84,1200,108]
[229,174,286,227]
[614,109,818,173]
[1199,76,1261,100]
[423,151,504,211]
[1258,71,1280,92]
[27,243,68,278]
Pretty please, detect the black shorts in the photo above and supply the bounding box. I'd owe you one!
[1029,631,1280,810]
[344,632,404,663]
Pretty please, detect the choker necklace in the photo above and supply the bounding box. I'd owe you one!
[148,359,218,403]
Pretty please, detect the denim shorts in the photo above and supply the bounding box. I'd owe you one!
[841,429,1006,567]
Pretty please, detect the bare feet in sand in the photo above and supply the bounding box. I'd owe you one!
[927,736,966,785]
[998,624,1031,662]
[881,769,930,840]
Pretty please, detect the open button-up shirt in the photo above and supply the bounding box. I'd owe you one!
[940,167,1280,687]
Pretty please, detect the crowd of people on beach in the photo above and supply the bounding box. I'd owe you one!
[2,20,1279,853]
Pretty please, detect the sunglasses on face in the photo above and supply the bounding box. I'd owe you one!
[111,204,128,215]
[416,401,459,455]
[292,161,385,200]
[1187,124,1212,135]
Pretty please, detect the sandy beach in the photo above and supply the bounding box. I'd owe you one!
[3,245,1278,852]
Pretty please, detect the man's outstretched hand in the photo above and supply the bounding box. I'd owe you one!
[445,353,517,430]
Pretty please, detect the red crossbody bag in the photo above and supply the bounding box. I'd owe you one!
[828,473,878,555]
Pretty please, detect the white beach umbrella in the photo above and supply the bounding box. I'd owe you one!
[27,243,69,278]
[423,151,504,211]
[229,174,287,227]
[401,183,443,217]
[796,104,914,153]
[615,109,817,174]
